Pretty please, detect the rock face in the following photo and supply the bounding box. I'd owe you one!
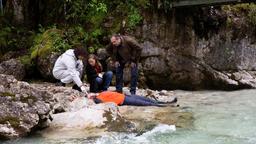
[0,74,55,139]
[132,6,256,90]
[0,59,25,80]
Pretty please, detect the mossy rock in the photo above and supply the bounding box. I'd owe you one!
[0,92,16,97]
[0,116,20,128]
[29,28,68,80]
[20,95,38,106]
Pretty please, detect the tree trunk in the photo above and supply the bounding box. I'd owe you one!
[12,0,24,24]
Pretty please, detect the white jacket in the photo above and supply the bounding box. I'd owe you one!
[53,49,84,87]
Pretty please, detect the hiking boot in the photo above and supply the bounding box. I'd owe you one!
[55,81,66,87]
[72,84,82,92]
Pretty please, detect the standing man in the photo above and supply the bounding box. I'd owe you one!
[52,48,88,92]
[106,34,142,94]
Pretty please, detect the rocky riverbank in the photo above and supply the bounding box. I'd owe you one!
[0,74,192,140]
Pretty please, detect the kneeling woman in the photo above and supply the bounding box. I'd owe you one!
[87,91,177,107]
[86,54,113,92]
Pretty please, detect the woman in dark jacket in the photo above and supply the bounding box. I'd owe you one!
[86,54,113,92]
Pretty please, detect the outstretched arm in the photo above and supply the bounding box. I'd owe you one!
[87,93,99,99]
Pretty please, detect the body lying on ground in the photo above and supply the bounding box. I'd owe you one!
[86,91,177,107]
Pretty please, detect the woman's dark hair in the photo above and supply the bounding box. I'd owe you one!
[74,48,88,59]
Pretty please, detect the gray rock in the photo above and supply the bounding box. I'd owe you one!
[41,103,127,139]
[0,59,25,80]
[0,74,55,139]
[36,52,60,81]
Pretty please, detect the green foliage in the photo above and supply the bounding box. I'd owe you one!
[0,25,35,56]
[30,27,71,59]
[0,0,148,57]
[30,25,90,59]
[248,5,256,26]
[19,55,31,65]
[64,25,88,46]
[0,27,12,52]
[223,4,256,26]
[127,6,143,29]
[64,0,107,24]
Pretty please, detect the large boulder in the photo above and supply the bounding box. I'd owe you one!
[41,102,129,139]
[30,28,64,81]
[0,74,55,139]
[36,52,60,81]
[0,59,26,80]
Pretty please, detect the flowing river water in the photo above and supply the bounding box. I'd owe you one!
[2,89,256,144]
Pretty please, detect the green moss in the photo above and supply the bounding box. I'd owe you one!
[0,92,37,105]
[19,55,32,66]
[102,109,132,132]
[30,28,70,59]
[0,116,20,128]
[0,92,15,98]
[20,95,38,104]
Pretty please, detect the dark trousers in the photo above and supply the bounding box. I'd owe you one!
[116,63,138,94]
[122,95,163,107]
[90,71,113,92]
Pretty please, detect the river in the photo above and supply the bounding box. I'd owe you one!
[2,89,256,144]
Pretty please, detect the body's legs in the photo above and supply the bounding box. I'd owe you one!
[122,95,164,107]
[116,63,124,93]
[130,65,138,95]
[129,94,160,104]
[102,71,113,91]
[130,94,177,104]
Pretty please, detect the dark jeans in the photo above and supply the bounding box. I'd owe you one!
[122,95,163,107]
[90,71,113,92]
[116,63,138,94]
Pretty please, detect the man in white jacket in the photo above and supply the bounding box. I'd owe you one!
[53,48,88,92]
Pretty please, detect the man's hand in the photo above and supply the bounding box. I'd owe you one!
[131,62,136,68]
[115,61,120,68]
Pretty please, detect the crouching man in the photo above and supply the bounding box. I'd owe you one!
[52,48,87,92]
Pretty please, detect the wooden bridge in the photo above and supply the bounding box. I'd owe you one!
[170,0,256,7]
